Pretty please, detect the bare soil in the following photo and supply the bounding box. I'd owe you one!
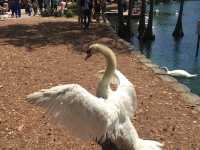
[0,17,200,150]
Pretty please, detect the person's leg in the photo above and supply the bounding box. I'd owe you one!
[17,2,21,17]
[83,10,87,29]
[34,7,38,15]
[55,4,57,12]
[14,2,18,17]
[95,6,100,23]
[52,3,56,13]
[38,0,43,13]
[101,6,106,23]
[86,9,90,29]
[88,9,92,23]
[11,4,15,17]
[80,9,84,28]
[29,6,32,16]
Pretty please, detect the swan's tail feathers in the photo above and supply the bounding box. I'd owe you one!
[136,139,164,150]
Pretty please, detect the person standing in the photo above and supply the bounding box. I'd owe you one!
[59,0,66,14]
[9,0,15,17]
[88,0,92,23]
[81,0,92,30]
[14,0,21,18]
[77,0,82,23]
[94,0,100,22]
[100,0,106,23]
[37,0,43,14]
[94,0,106,23]
[51,0,59,14]
[27,0,32,16]
[32,0,38,15]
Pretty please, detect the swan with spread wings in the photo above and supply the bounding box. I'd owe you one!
[26,43,163,150]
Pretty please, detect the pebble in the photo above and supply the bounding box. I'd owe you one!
[17,124,24,132]
[193,121,197,124]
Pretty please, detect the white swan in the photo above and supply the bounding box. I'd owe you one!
[160,66,200,78]
[26,43,163,150]
[155,9,160,14]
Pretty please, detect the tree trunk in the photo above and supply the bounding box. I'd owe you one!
[196,35,200,57]
[117,0,124,36]
[196,21,200,57]
[143,0,155,40]
[172,0,184,38]
[138,0,146,39]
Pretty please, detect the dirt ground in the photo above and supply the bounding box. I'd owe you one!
[0,17,200,150]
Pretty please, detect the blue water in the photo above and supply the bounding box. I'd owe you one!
[130,1,200,95]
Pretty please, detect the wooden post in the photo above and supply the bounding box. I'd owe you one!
[195,21,200,57]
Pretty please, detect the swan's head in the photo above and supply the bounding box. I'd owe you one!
[85,44,106,60]
[85,43,116,61]
[85,43,117,70]
[84,44,100,60]
[160,66,169,72]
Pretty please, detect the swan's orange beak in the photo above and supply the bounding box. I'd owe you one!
[85,49,92,61]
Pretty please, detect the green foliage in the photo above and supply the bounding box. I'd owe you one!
[40,2,77,18]
[54,11,63,17]
[64,9,75,18]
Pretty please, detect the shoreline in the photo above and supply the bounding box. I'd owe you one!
[104,20,200,111]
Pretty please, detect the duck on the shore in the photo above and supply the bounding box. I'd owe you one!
[160,66,200,78]
[26,44,163,150]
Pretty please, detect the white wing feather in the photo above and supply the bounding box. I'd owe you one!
[114,70,137,118]
[26,84,119,141]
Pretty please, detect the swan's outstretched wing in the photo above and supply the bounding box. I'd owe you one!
[26,84,118,141]
[114,70,137,118]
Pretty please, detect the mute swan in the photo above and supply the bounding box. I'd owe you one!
[160,66,200,78]
[155,9,159,13]
[26,43,163,150]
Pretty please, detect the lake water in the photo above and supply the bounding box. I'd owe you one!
[108,0,200,95]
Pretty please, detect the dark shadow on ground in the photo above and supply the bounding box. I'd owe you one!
[0,20,125,150]
[0,21,117,53]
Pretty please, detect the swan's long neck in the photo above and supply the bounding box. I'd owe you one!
[94,44,117,99]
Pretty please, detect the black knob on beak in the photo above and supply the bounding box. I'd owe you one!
[85,49,92,61]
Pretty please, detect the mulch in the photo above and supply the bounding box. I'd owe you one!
[0,16,200,150]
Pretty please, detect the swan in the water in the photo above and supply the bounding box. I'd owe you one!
[160,66,200,78]
[155,9,160,14]
[175,10,179,16]
[26,43,163,150]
